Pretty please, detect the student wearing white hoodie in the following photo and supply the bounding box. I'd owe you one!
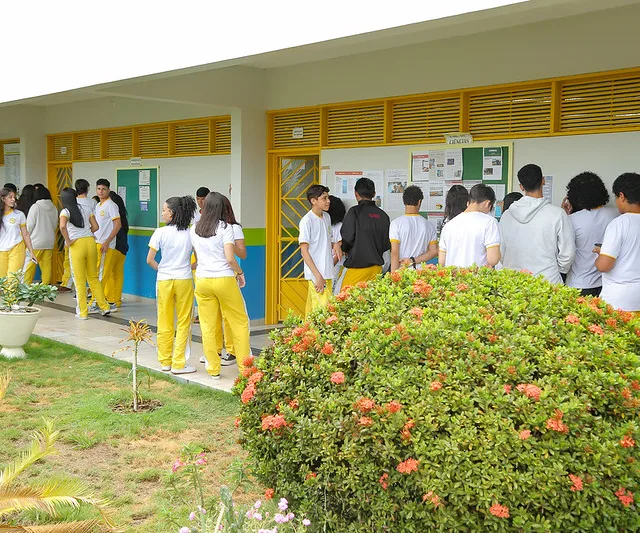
[24,186,58,284]
[499,164,576,284]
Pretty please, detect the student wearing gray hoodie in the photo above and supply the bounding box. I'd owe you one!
[24,186,59,284]
[499,164,576,284]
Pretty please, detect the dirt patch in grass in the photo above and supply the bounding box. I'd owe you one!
[110,398,163,413]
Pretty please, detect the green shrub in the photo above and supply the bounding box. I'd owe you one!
[235,267,640,532]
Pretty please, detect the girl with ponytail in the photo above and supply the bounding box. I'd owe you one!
[147,195,197,374]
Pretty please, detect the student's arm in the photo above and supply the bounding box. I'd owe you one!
[20,225,37,260]
[556,211,576,274]
[234,239,247,260]
[595,253,616,273]
[59,215,74,247]
[415,242,438,265]
[146,248,159,271]
[333,242,342,265]
[438,249,446,266]
[89,214,98,233]
[595,221,619,273]
[390,241,401,272]
[340,209,356,254]
[300,242,325,293]
[101,217,122,254]
[26,204,37,234]
[224,243,245,288]
[486,245,501,267]
[485,219,501,267]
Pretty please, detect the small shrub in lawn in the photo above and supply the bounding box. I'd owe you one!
[235,267,640,532]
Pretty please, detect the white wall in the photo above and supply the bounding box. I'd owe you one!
[266,3,640,109]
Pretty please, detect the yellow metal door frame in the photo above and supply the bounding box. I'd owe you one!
[47,163,73,284]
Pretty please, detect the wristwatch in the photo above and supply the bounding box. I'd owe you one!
[410,256,416,269]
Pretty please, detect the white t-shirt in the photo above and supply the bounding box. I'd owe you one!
[567,207,618,289]
[78,196,97,211]
[389,214,437,269]
[439,211,500,267]
[190,221,236,278]
[94,198,120,248]
[149,225,193,281]
[192,210,202,225]
[60,204,94,241]
[331,222,344,279]
[599,213,640,311]
[298,210,334,281]
[0,209,26,251]
[232,224,244,242]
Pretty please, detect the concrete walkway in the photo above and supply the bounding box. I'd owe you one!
[32,292,276,393]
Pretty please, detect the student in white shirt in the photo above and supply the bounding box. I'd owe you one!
[564,172,618,296]
[328,195,346,295]
[191,192,250,379]
[299,185,341,316]
[0,187,37,278]
[390,185,438,272]
[595,172,640,312]
[439,184,501,268]
[58,188,111,319]
[147,196,198,374]
[191,186,210,324]
[92,179,121,310]
[24,186,58,285]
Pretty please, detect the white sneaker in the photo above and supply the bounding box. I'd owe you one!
[88,303,99,314]
[75,314,88,320]
[199,356,206,364]
[161,365,171,372]
[100,308,111,316]
[171,365,196,375]
[109,304,119,313]
[210,374,221,381]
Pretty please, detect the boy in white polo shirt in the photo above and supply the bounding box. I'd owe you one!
[439,184,501,268]
[93,178,121,309]
[390,185,437,272]
[299,184,341,316]
[595,172,640,312]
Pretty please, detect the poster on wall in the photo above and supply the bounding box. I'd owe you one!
[363,169,385,208]
[427,213,445,236]
[444,148,463,180]
[427,180,445,212]
[543,175,554,204]
[3,143,20,185]
[411,152,431,181]
[482,147,503,181]
[334,171,362,200]
[385,169,408,212]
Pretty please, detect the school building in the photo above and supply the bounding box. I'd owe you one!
[1,0,640,324]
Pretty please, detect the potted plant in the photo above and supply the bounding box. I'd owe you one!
[0,270,57,358]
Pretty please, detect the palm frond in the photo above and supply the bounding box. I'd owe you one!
[0,371,10,402]
[0,519,104,532]
[0,421,58,488]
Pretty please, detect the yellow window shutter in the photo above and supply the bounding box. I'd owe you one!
[139,124,169,157]
[175,121,209,155]
[392,96,461,143]
[76,132,101,160]
[272,110,320,149]
[326,104,385,147]
[106,130,133,159]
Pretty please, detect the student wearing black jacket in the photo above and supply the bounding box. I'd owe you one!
[104,191,129,309]
[340,177,390,288]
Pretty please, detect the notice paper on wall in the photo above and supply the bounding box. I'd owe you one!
[334,171,362,200]
[140,202,148,212]
[411,152,431,182]
[117,186,127,205]
[427,213,444,236]
[543,175,554,204]
[427,180,445,212]
[487,183,506,202]
[139,169,151,185]
[482,147,503,181]
[385,169,408,212]
[363,170,385,209]
[444,148,463,180]
[139,186,151,201]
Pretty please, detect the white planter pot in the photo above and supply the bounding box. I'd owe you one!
[0,307,41,358]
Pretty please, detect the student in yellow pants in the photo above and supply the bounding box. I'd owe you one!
[147,195,198,374]
[58,188,111,319]
[191,192,250,379]
[104,190,129,307]
[0,187,37,277]
[24,186,58,285]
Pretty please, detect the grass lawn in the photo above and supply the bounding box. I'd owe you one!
[0,336,260,532]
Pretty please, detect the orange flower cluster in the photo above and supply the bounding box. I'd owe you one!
[306,472,317,480]
[330,371,345,384]
[336,290,349,301]
[588,324,605,336]
[569,474,583,492]
[292,329,317,353]
[518,429,531,440]
[565,314,580,324]
[516,383,542,401]
[409,307,424,319]
[241,383,256,404]
[430,381,442,391]
[412,279,434,297]
[489,503,510,518]
[615,487,634,507]
[396,458,420,474]
[401,419,415,442]
[487,334,498,343]
[379,473,389,489]
[325,315,339,325]
[264,488,275,500]
[262,414,288,432]
[422,491,442,508]
[546,409,569,434]
[504,384,512,394]
[358,416,374,427]
[386,401,403,413]
[620,434,635,448]
[606,318,618,328]
[355,397,376,412]
[321,342,335,355]
[390,271,402,283]
[356,281,369,289]
[456,283,469,291]
[288,398,299,410]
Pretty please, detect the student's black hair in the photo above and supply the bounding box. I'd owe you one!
[0,188,15,231]
[327,195,346,225]
[60,187,84,228]
[469,183,496,207]
[565,172,609,212]
[96,178,111,189]
[195,192,226,238]
[402,185,424,206]
[502,192,523,212]
[3,183,17,193]
[444,184,468,221]
[517,164,544,192]
[166,195,197,231]
[109,191,129,233]
[75,179,90,196]
[613,172,640,204]
[222,195,241,226]
[34,186,52,201]
[16,184,35,216]
[354,177,375,199]
[92,195,100,203]
[196,187,210,198]
[33,183,45,190]
[306,184,329,203]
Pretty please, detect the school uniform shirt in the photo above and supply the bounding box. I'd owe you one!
[26,199,58,250]
[94,198,120,248]
[566,207,618,289]
[232,224,244,242]
[341,200,391,269]
[190,221,235,278]
[331,222,344,277]
[78,196,98,211]
[439,211,500,267]
[149,225,193,281]
[60,204,94,241]
[299,210,334,281]
[599,213,640,311]
[0,209,26,251]
[389,214,437,268]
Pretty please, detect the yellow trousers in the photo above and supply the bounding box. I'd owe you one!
[61,246,73,288]
[214,311,235,355]
[91,245,116,304]
[305,280,333,316]
[195,276,250,376]
[341,265,382,289]
[156,278,194,370]
[24,249,53,285]
[69,237,110,318]
[0,241,26,278]
[104,250,125,306]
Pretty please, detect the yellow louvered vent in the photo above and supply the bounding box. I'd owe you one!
[272,111,320,149]
[0,138,19,166]
[139,124,169,157]
[106,130,133,159]
[560,76,640,132]
[51,135,73,161]
[469,85,552,137]
[213,120,231,153]
[175,121,209,155]
[392,96,461,143]
[326,104,385,146]
[76,132,101,160]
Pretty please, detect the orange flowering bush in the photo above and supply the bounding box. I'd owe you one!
[234,267,640,531]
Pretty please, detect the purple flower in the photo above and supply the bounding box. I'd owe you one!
[179,528,191,533]
[254,512,263,520]
[189,512,196,521]
[274,513,288,524]
[303,518,311,526]
[278,498,288,511]
[286,513,295,520]
[254,500,262,509]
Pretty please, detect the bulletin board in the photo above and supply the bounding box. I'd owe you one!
[115,167,158,229]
